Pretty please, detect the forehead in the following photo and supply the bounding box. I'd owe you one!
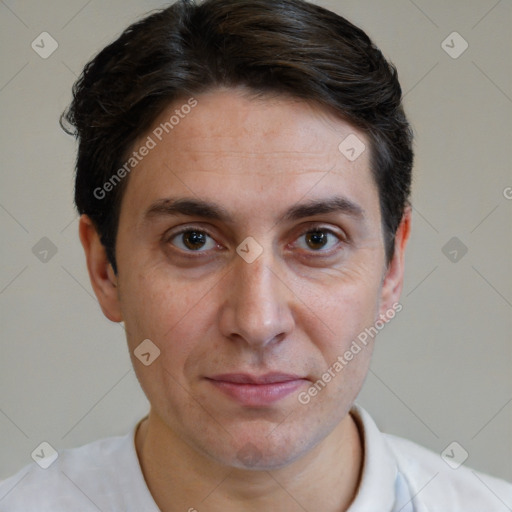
[154,89,360,164]
[120,88,378,224]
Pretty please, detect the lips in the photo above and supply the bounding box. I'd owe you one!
[209,373,303,384]
[206,373,308,406]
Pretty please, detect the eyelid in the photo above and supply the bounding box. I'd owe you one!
[296,223,348,242]
[166,224,216,240]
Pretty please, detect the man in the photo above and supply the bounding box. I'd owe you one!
[1,0,511,510]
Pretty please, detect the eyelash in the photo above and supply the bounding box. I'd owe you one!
[165,224,347,256]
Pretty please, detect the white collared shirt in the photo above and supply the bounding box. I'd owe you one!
[1,405,511,511]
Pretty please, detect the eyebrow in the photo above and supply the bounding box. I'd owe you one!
[144,195,366,224]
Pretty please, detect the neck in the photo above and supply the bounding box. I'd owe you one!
[135,410,363,512]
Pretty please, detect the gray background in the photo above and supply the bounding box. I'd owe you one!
[1,0,511,485]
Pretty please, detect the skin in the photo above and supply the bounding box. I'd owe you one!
[80,88,411,512]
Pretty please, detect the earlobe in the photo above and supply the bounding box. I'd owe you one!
[79,215,123,322]
[378,207,412,316]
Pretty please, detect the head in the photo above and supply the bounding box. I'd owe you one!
[64,0,413,470]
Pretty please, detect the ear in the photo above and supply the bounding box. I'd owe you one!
[79,215,123,322]
[378,206,412,316]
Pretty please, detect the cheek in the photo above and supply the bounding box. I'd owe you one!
[298,263,383,351]
[294,279,378,419]
[119,267,220,362]
[120,270,224,416]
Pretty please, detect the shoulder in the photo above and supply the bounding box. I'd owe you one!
[0,433,142,511]
[384,433,512,511]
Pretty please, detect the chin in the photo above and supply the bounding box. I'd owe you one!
[203,425,319,471]
[227,444,304,471]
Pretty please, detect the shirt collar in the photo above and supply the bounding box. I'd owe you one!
[348,404,402,512]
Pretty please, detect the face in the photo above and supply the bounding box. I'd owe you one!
[84,88,409,470]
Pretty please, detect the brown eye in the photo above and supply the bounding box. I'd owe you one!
[183,231,206,250]
[305,231,328,250]
[170,230,217,252]
[296,229,340,252]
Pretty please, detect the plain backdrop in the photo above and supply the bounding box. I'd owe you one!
[1,0,511,483]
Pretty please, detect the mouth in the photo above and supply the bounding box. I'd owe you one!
[205,373,308,406]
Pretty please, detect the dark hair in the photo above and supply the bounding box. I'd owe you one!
[61,0,413,272]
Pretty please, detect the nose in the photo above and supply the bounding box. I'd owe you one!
[218,252,295,350]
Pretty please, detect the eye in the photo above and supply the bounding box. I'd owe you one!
[295,228,342,252]
[168,229,218,252]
